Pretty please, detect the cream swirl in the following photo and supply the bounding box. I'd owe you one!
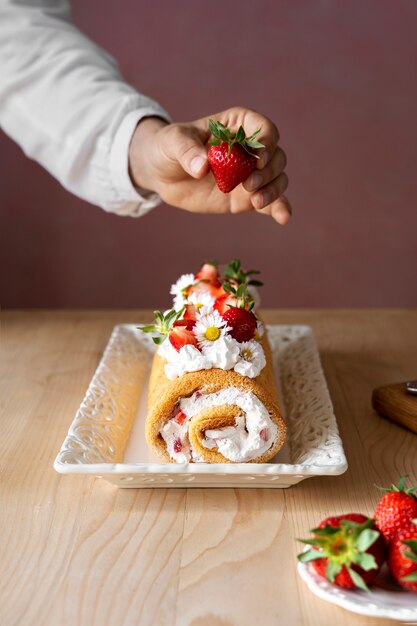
[160,387,278,463]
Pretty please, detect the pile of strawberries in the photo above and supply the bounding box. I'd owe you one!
[298,477,417,593]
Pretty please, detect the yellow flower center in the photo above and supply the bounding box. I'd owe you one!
[205,326,221,341]
[241,348,253,360]
[195,303,203,310]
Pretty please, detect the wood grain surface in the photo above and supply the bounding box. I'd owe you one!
[1,309,417,626]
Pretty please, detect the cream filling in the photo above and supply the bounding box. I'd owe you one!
[160,387,277,463]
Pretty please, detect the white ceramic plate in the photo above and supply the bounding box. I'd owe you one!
[298,552,417,621]
[54,324,347,488]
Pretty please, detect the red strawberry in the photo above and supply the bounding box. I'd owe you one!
[374,476,417,543]
[222,307,257,343]
[173,318,195,330]
[182,304,198,323]
[173,438,182,453]
[213,293,237,315]
[195,262,219,283]
[388,520,417,592]
[207,119,264,193]
[169,326,198,352]
[259,428,268,441]
[298,514,387,591]
[174,410,187,425]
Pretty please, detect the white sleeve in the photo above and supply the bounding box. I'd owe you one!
[0,0,171,216]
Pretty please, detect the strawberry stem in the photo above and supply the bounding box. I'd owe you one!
[208,119,265,158]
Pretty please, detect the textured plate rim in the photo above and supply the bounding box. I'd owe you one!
[54,323,348,480]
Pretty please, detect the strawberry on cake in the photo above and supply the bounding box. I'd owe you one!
[139,259,286,464]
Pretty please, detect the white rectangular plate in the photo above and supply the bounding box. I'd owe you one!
[54,324,347,488]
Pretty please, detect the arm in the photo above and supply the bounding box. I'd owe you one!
[0,0,170,216]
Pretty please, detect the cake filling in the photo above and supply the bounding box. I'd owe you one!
[160,387,277,463]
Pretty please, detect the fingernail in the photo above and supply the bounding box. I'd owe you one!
[247,173,263,191]
[190,156,206,174]
[259,151,269,168]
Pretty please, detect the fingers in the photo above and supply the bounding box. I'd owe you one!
[243,147,287,192]
[255,194,293,225]
[251,172,288,209]
[162,124,210,179]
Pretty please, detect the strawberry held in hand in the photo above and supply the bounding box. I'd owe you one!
[297,514,387,591]
[374,476,417,543]
[207,119,265,193]
[388,519,417,592]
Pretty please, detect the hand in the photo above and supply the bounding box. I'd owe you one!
[129,107,291,225]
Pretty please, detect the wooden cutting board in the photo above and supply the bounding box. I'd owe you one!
[372,382,417,434]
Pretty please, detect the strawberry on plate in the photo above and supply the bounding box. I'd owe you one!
[169,325,198,352]
[207,119,265,193]
[222,306,257,343]
[297,513,387,592]
[388,519,417,592]
[375,476,417,543]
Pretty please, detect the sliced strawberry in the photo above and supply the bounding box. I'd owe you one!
[187,281,224,299]
[214,293,237,315]
[174,410,187,425]
[195,262,219,282]
[260,428,268,441]
[169,326,198,351]
[173,438,182,453]
[173,319,195,330]
[182,304,198,322]
[222,307,257,342]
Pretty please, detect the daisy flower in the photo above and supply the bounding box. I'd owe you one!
[194,310,230,350]
[170,273,195,311]
[234,340,266,378]
[187,291,215,316]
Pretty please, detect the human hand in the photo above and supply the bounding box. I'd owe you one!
[129,107,291,225]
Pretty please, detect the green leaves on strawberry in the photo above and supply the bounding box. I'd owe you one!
[208,120,265,193]
[221,259,263,310]
[224,258,263,289]
[138,308,184,345]
[208,120,265,157]
[297,514,387,592]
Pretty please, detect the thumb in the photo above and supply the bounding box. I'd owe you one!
[166,126,209,179]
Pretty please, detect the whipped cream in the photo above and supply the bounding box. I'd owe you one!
[159,387,278,463]
[158,333,265,380]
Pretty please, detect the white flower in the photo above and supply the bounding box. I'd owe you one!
[234,340,266,378]
[170,273,195,311]
[164,344,211,379]
[187,291,215,316]
[202,335,240,370]
[194,310,230,350]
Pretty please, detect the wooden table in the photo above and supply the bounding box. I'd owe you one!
[2,310,416,626]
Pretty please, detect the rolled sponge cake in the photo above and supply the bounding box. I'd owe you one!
[145,333,286,463]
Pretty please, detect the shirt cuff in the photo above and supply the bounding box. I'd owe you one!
[108,105,171,217]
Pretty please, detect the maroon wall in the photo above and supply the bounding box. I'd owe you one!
[1,0,417,309]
